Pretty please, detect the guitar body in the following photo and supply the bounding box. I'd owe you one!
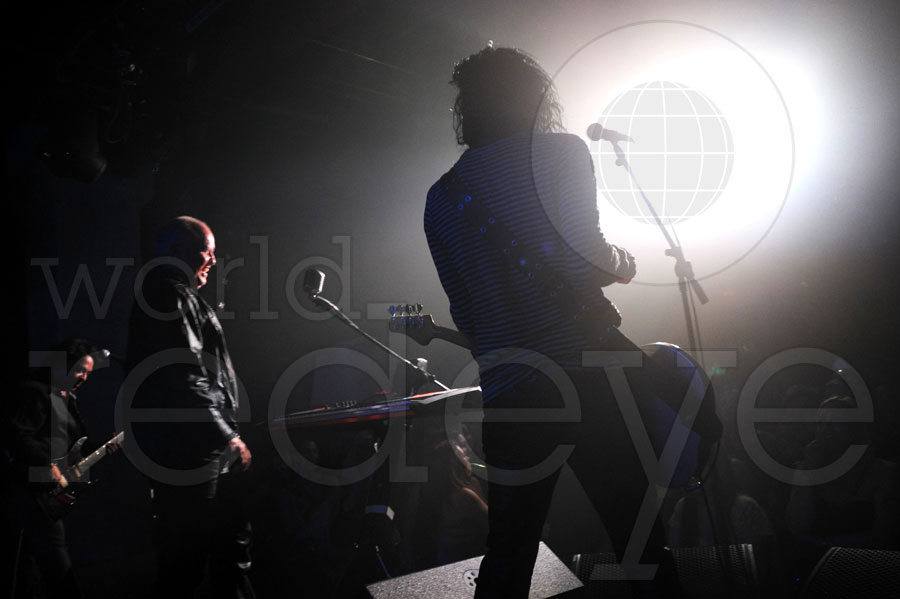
[639,342,717,488]
[54,436,88,481]
[37,487,78,521]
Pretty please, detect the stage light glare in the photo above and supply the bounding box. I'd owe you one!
[553,22,811,284]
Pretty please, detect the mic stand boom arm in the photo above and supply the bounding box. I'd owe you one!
[309,292,451,392]
[609,140,709,351]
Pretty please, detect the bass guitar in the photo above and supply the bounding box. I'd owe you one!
[388,305,719,488]
[39,431,124,520]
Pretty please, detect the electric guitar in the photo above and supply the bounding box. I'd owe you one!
[388,305,719,488]
[39,431,125,520]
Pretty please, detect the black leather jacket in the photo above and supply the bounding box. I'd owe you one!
[126,265,240,471]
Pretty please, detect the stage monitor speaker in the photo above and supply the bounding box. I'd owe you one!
[366,541,582,599]
[673,544,758,598]
[801,547,900,599]
[571,544,758,599]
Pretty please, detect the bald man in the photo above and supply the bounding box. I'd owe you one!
[127,216,254,598]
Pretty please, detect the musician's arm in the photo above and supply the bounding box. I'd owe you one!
[425,204,478,355]
[10,382,53,469]
[8,382,67,485]
[557,135,637,288]
[48,462,69,487]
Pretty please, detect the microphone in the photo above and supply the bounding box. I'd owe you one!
[586,123,634,143]
[303,268,325,298]
[95,349,126,368]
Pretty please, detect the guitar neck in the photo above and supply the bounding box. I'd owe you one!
[431,325,475,351]
[76,432,124,472]
[388,310,475,351]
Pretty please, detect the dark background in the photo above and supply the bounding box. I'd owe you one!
[8,0,900,596]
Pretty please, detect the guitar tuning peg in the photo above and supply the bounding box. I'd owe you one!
[405,303,412,316]
[388,305,397,316]
[415,303,423,315]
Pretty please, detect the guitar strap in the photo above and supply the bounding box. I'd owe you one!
[439,167,622,342]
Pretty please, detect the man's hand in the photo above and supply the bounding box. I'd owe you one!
[615,249,636,284]
[228,436,252,472]
[49,463,69,488]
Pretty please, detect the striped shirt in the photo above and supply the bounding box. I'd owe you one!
[425,132,636,403]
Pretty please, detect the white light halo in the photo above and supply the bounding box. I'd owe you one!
[546,21,797,286]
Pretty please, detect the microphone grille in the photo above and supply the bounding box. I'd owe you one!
[586,123,604,141]
[303,268,325,297]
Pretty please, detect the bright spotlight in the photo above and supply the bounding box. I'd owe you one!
[551,21,812,285]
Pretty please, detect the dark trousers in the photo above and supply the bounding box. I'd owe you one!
[7,483,80,599]
[474,332,685,599]
[152,473,254,599]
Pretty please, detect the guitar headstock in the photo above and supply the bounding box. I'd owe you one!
[388,304,439,346]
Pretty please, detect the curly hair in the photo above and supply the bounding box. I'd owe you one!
[450,46,564,148]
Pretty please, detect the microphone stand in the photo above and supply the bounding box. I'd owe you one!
[308,290,451,392]
[608,140,709,356]
[607,140,734,582]
[308,289,451,588]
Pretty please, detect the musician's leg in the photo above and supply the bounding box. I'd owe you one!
[8,483,80,599]
[152,480,216,598]
[567,368,684,598]
[27,520,79,598]
[475,465,561,598]
[474,372,572,599]
[209,473,255,599]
